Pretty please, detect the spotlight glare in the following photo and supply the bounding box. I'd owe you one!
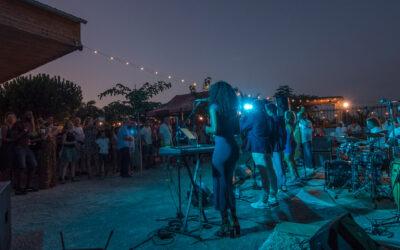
[243,103,254,111]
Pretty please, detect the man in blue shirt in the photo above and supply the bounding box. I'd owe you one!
[240,100,278,208]
[117,118,135,177]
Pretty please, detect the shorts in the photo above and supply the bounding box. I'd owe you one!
[15,146,37,169]
[60,147,79,163]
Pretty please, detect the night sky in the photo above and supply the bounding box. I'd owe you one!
[30,0,400,107]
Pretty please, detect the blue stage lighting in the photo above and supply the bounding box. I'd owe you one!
[243,103,254,111]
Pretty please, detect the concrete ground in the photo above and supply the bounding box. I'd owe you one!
[11,164,400,250]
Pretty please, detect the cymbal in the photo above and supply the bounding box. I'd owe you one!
[365,132,386,138]
[337,136,362,142]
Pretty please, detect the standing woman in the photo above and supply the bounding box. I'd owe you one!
[284,111,300,183]
[1,112,17,180]
[83,117,98,178]
[205,81,240,237]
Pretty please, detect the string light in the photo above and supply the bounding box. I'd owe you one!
[83,45,198,85]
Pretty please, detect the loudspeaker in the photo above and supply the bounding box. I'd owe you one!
[0,182,11,250]
[275,96,290,116]
[309,213,378,250]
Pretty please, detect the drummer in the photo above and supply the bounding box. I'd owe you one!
[366,117,386,148]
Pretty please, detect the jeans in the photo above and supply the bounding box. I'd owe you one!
[212,136,239,211]
[119,147,131,176]
[15,146,37,169]
[302,141,314,168]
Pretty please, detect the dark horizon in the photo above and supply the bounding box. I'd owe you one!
[29,0,400,107]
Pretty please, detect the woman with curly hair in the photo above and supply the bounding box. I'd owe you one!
[205,81,240,237]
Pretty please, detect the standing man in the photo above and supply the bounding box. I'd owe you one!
[159,117,173,147]
[12,111,38,195]
[241,100,278,208]
[298,108,314,170]
[73,117,85,174]
[140,121,153,168]
[266,103,287,191]
[117,118,135,177]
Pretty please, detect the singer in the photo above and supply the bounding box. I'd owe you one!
[205,81,240,237]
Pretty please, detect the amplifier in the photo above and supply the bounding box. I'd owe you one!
[0,182,11,250]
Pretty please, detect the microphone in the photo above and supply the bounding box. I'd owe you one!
[194,98,208,104]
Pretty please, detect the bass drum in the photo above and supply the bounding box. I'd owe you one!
[325,160,352,188]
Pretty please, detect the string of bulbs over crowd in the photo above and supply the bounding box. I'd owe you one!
[83,45,276,99]
[83,45,200,90]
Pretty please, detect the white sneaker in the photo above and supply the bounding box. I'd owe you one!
[268,196,279,206]
[251,200,270,209]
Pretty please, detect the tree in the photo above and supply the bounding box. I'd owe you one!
[0,74,82,119]
[274,85,294,98]
[75,100,104,120]
[98,81,172,119]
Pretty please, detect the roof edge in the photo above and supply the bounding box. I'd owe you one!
[20,0,88,24]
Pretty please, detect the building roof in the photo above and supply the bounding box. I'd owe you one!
[21,0,87,24]
[0,0,86,83]
[148,91,209,117]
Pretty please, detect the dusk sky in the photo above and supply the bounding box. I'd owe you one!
[30,0,400,107]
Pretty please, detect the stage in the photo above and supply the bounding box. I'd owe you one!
[11,164,400,250]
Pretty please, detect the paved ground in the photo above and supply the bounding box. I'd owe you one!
[11,164,400,250]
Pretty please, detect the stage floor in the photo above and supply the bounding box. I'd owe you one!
[11,164,400,250]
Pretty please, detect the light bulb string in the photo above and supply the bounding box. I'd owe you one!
[82,45,197,86]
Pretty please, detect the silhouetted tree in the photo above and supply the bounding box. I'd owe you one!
[0,74,82,119]
[75,100,104,119]
[98,81,172,119]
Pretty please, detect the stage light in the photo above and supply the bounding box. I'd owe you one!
[155,71,158,75]
[343,101,350,108]
[94,50,98,54]
[140,67,144,71]
[198,116,204,121]
[243,103,254,111]
[168,75,172,79]
[110,56,114,60]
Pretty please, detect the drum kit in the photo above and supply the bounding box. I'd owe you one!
[325,131,399,209]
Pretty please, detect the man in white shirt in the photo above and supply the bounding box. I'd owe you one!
[140,121,153,168]
[298,110,314,169]
[335,122,348,143]
[159,117,173,147]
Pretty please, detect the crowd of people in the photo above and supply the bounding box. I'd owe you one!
[0,111,174,195]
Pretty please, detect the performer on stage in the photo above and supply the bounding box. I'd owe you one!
[366,117,385,148]
[266,103,287,191]
[240,100,278,209]
[284,110,300,183]
[205,81,240,237]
